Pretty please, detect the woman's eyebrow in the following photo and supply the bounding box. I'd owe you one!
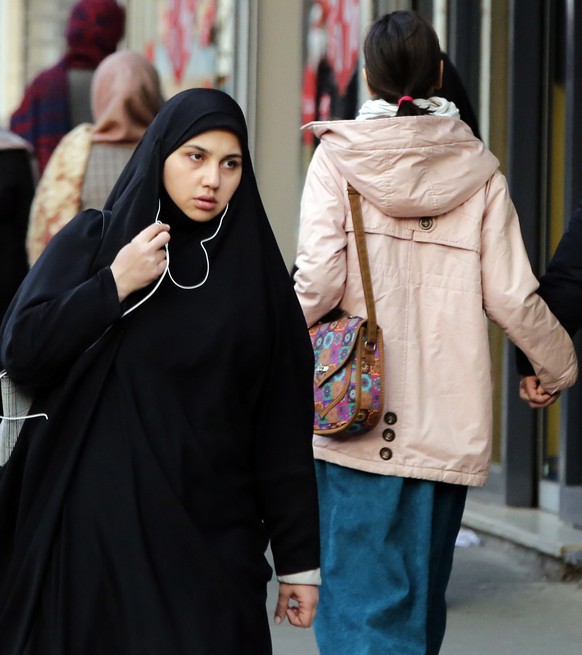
[182,144,242,159]
[182,143,208,152]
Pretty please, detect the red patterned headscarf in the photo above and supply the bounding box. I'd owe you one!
[10,0,126,173]
[65,0,126,68]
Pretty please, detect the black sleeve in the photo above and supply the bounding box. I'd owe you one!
[515,346,536,376]
[515,201,582,375]
[0,209,121,387]
[253,292,320,577]
[535,203,582,335]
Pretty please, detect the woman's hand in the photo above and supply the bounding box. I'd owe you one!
[274,583,318,628]
[110,223,170,303]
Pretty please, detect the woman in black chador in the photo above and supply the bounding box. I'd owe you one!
[0,88,320,654]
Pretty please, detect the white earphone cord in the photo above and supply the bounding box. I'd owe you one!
[0,370,48,422]
[122,200,228,316]
[164,202,228,290]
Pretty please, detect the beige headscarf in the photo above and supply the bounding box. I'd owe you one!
[26,51,163,265]
[91,49,164,143]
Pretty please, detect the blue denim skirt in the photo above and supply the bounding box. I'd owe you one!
[314,461,467,655]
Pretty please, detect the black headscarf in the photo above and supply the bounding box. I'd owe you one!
[98,88,257,263]
[91,88,301,320]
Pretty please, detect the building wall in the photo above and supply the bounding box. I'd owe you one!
[0,0,26,125]
[254,1,304,267]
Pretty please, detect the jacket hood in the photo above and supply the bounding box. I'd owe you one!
[307,116,499,217]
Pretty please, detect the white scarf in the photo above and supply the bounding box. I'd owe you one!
[356,96,460,121]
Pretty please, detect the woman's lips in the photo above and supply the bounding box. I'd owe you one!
[193,196,217,211]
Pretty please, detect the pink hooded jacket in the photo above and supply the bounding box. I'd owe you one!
[294,115,577,487]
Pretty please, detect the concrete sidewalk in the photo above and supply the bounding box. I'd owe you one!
[461,497,582,569]
[442,534,582,655]
[267,504,582,654]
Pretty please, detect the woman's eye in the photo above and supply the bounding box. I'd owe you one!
[223,159,241,170]
[189,153,203,162]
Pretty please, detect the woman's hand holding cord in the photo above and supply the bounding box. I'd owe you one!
[110,223,170,302]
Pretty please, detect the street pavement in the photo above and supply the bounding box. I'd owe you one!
[266,536,582,654]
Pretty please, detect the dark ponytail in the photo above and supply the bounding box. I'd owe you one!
[363,11,441,117]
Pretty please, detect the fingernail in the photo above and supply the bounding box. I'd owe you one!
[275,616,282,625]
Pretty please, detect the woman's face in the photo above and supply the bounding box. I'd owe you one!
[163,129,243,222]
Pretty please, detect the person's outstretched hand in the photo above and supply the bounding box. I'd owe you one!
[519,375,560,408]
[274,583,318,628]
[110,223,170,302]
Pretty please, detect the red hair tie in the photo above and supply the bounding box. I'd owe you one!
[398,96,414,106]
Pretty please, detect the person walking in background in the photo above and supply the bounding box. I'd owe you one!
[0,130,35,324]
[9,0,125,175]
[517,199,582,408]
[26,50,163,265]
[293,11,577,655]
[0,88,319,654]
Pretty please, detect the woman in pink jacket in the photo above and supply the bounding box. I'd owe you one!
[293,11,577,655]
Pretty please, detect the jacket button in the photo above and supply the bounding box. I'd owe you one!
[419,217,433,230]
[384,412,397,425]
[382,428,395,442]
[379,447,393,460]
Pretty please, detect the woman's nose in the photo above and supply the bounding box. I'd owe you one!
[203,163,220,189]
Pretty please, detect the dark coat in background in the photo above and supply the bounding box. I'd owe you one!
[439,52,481,140]
[0,132,35,325]
[516,201,582,375]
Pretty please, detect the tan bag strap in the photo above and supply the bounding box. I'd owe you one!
[347,183,378,349]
